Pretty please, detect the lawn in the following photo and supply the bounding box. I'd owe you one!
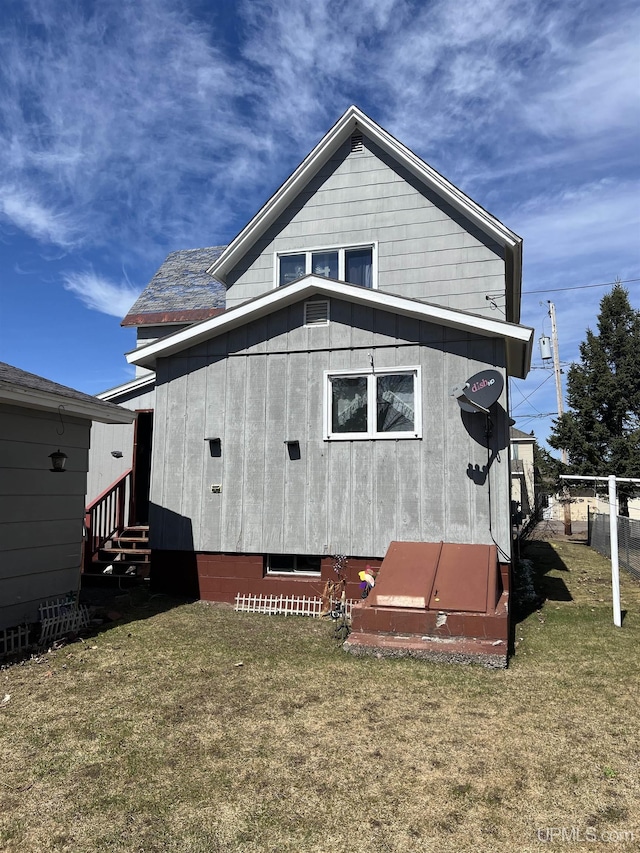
[1,538,639,853]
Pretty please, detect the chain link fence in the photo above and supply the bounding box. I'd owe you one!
[588,510,640,581]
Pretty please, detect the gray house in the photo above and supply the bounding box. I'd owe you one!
[0,362,135,637]
[88,106,533,661]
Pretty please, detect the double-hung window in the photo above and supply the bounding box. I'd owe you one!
[278,244,375,288]
[324,367,421,440]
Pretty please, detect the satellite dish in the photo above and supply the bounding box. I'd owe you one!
[452,369,504,414]
[451,382,489,414]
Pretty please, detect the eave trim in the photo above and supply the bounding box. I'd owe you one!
[0,385,137,424]
[127,276,533,378]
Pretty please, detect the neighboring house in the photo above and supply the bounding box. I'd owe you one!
[88,106,534,661]
[543,491,640,523]
[0,362,135,635]
[510,427,536,527]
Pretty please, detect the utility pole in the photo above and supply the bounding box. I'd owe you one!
[548,301,572,534]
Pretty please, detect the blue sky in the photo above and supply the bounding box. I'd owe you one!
[0,0,638,451]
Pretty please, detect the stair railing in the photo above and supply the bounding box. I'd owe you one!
[84,469,133,571]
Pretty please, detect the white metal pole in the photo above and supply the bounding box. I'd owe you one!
[608,475,622,627]
[559,473,640,628]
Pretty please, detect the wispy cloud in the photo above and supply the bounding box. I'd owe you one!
[524,15,640,141]
[0,185,77,247]
[62,270,139,318]
[0,0,253,252]
[516,179,640,269]
[0,0,638,334]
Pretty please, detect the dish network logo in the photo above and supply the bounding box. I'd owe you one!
[470,377,495,394]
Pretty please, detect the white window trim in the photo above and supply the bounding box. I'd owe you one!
[274,241,378,290]
[323,366,422,441]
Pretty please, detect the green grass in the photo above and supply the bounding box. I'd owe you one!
[1,540,639,852]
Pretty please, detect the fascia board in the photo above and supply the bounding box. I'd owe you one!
[505,241,523,324]
[506,334,533,380]
[209,106,521,285]
[128,276,534,378]
[97,374,156,402]
[359,113,520,249]
[0,385,137,424]
[208,108,357,282]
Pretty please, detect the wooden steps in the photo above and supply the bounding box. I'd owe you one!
[85,525,151,580]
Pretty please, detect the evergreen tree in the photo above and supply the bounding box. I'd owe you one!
[548,284,640,511]
[533,442,563,493]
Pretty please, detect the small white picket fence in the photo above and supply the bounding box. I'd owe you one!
[234,593,357,620]
[38,596,91,647]
[0,624,31,657]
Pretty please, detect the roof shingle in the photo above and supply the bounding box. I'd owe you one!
[122,247,227,326]
[0,362,134,420]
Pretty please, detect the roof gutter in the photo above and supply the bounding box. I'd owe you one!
[0,385,137,424]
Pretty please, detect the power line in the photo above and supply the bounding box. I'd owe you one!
[523,277,640,295]
[351,276,639,305]
[511,372,554,412]
[511,377,544,417]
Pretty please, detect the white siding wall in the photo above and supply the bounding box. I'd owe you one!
[0,403,90,630]
[150,300,511,560]
[225,135,505,318]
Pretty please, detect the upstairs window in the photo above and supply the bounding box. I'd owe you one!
[277,244,375,288]
[324,367,421,440]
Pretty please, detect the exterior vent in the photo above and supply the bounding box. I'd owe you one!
[350,132,364,153]
[304,299,330,326]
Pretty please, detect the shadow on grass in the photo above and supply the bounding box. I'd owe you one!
[80,576,195,637]
[512,540,573,625]
[0,584,193,668]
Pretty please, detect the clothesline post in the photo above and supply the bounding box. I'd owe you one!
[559,474,634,628]
[607,475,622,628]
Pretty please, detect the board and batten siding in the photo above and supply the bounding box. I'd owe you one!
[224,134,506,318]
[85,384,155,504]
[0,403,89,631]
[150,299,511,560]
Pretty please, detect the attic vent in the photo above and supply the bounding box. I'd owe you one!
[350,132,364,153]
[304,299,330,326]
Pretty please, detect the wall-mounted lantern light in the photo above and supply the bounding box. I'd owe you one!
[205,437,222,457]
[284,439,301,460]
[49,449,68,473]
[111,450,123,458]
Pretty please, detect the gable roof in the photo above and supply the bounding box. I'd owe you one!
[97,373,156,403]
[208,106,523,322]
[0,362,136,424]
[510,427,536,442]
[127,276,534,378]
[122,246,227,327]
